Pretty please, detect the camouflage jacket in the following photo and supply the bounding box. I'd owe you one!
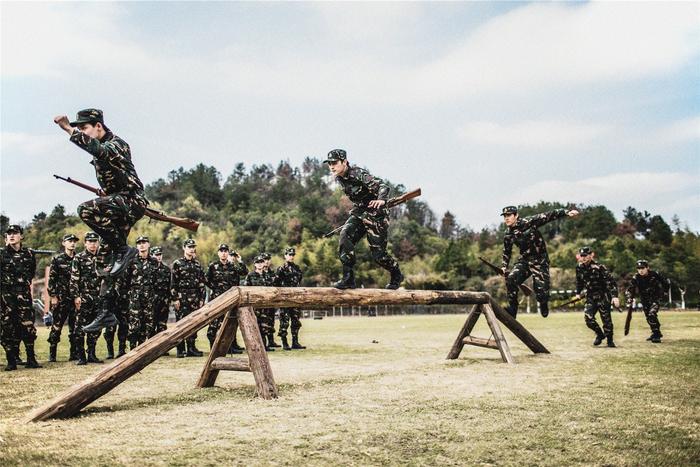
[274,261,302,287]
[626,270,667,304]
[153,262,171,299]
[576,261,618,300]
[48,252,75,298]
[120,254,160,302]
[502,209,567,268]
[70,250,102,302]
[244,270,274,287]
[170,257,205,301]
[206,260,247,299]
[1,245,36,292]
[336,166,390,213]
[69,130,146,198]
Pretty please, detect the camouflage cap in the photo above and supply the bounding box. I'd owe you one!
[62,233,79,242]
[261,252,272,260]
[324,149,347,163]
[501,206,518,216]
[5,224,23,234]
[218,243,230,251]
[70,108,104,127]
[253,255,265,264]
[183,239,196,248]
[135,235,149,244]
[150,246,163,255]
[84,231,99,241]
[285,247,296,255]
[579,246,592,256]
[636,259,649,268]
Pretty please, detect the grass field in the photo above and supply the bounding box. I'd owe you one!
[1,310,698,466]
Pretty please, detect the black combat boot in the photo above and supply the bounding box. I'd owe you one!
[228,343,243,355]
[49,344,57,362]
[117,341,127,358]
[386,267,404,290]
[650,332,662,343]
[606,336,616,348]
[593,333,605,346]
[264,335,275,352]
[105,340,115,360]
[82,308,118,332]
[87,346,104,363]
[281,336,291,351]
[539,302,549,318]
[109,245,138,277]
[268,334,281,348]
[176,342,186,358]
[186,341,203,357]
[25,345,42,369]
[76,349,88,366]
[4,348,17,371]
[14,348,26,366]
[333,267,356,289]
[292,336,306,350]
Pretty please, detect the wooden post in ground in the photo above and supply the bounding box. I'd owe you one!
[488,298,549,354]
[196,308,240,388]
[237,307,277,399]
[481,303,514,364]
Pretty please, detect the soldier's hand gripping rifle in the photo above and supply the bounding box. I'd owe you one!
[478,256,533,296]
[323,188,422,238]
[53,175,200,232]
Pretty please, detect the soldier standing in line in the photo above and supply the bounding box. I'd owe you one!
[103,276,129,359]
[261,252,280,348]
[171,239,206,358]
[47,233,79,362]
[626,259,666,343]
[575,246,620,348]
[274,247,306,350]
[70,232,104,365]
[205,244,247,352]
[244,255,275,351]
[324,149,404,290]
[1,225,41,370]
[150,246,171,339]
[501,205,580,318]
[54,109,148,331]
[121,236,159,349]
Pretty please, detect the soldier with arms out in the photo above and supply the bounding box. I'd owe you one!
[325,149,403,290]
[47,233,79,362]
[625,260,666,343]
[501,205,579,318]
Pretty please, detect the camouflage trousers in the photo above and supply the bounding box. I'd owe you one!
[278,308,302,339]
[77,193,146,250]
[104,295,129,346]
[175,293,203,346]
[255,308,275,336]
[128,296,155,345]
[506,260,550,317]
[207,315,241,347]
[47,297,76,346]
[584,297,614,338]
[1,288,37,353]
[74,299,102,351]
[641,301,662,335]
[339,211,399,271]
[151,296,170,337]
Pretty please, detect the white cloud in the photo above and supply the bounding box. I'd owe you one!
[653,117,700,144]
[457,121,610,148]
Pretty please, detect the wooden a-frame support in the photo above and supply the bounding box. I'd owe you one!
[446,298,549,362]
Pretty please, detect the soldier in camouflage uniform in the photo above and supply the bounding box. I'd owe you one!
[171,239,206,358]
[575,247,620,347]
[205,244,247,352]
[1,225,41,370]
[70,232,104,364]
[47,233,79,362]
[274,247,306,350]
[501,205,580,318]
[324,149,403,290]
[120,236,159,349]
[150,246,171,338]
[244,256,275,351]
[54,109,148,331]
[261,252,280,348]
[626,259,666,343]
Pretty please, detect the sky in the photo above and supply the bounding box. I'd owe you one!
[2,1,699,232]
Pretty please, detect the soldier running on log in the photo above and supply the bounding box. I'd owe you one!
[324,149,404,290]
[625,259,667,343]
[54,109,148,332]
[501,205,580,318]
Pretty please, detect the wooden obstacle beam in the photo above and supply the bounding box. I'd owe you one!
[25,287,516,422]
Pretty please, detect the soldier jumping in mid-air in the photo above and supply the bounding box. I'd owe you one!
[324,149,403,290]
[501,205,580,318]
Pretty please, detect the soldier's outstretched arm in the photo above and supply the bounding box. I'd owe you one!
[524,208,571,229]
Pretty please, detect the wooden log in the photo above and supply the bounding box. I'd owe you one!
[446,305,483,359]
[237,287,489,309]
[481,303,515,364]
[462,335,499,350]
[237,307,278,399]
[489,298,549,354]
[23,288,242,422]
[196,308,240,388]
[210,357,251,372]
